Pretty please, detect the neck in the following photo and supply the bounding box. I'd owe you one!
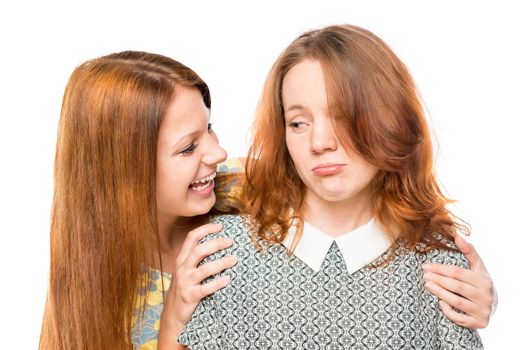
[156,213,206,271]
[302,190,374,237]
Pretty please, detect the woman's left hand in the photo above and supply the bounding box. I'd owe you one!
[422,235,495,329]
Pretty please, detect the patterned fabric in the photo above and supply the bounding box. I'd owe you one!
[217,157,245,173]
[131,158,244,349]
[179,214,483,350]
[131,268,172,350]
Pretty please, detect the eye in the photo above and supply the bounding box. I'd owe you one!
[179,143,197,155]
[207,122,213,132]
[287,120,308,131]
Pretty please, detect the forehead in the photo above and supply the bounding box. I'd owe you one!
[163,86,207,124]
[157,86,209,141]
[282,59,328,111]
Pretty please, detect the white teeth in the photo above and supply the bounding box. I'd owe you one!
[191,172,216,186]
[191,181,212,191]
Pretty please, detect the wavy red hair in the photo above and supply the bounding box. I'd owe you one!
[243,24,469,251]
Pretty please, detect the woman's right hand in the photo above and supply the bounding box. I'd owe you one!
[157,223,237,349]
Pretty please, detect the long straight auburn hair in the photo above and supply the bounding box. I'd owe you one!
[243,24,469,251]
[40,51,212,349]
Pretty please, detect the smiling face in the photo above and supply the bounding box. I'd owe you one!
[155,86,227,223]
[282,59,378,212]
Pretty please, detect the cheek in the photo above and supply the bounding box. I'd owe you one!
[286,137,303,167]
[353,162,379,187]
[155,159,192,206]
[286,135,316,188]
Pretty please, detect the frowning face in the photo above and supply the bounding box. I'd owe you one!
[282,59,378,211]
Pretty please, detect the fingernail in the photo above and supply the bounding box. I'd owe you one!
[422,264,430,271]
[425,281,436,289]
[229,255,238,263]
[422,272,429,280]
[225,237,234,245]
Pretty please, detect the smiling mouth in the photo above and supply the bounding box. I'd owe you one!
[189,172,216,192]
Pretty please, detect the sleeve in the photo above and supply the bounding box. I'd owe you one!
[177,295,226,350]
[430,249,484,349]
[131,270,172,350]
[177,215,243,349]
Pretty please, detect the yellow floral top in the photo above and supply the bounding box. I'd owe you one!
[131,268,172,350]
[131,158,245,350]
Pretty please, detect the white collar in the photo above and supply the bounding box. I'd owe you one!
[282,219,392,274]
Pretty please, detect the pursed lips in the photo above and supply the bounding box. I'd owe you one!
[312,163,346,176]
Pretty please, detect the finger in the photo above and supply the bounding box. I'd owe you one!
[424,280,477,316]
[422,263,478,287]
[423,271,480,301]
[455,235,486,271]
[439,300,488,329]
[194,255,238,283]
[196,275,231,299]
[178,223,223,263]
[186,236,234,267]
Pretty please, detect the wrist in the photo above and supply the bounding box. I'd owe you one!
[158,322,186,350]
[160,314,186,338]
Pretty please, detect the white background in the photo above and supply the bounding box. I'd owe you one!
[1,1,522,348]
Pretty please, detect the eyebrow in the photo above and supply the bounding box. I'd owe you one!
[170,130,201,152]
[284,104,306,114]
[168,115,211,152]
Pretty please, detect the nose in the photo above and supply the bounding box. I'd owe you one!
[310,116,338,154]
[202,133,227,166]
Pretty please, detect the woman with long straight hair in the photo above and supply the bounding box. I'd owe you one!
[39,51,239,349]
[178,25,486,349]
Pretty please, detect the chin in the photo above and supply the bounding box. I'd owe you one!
[315,186,359,202]
[320,193,350,202]
[189,198,216,216]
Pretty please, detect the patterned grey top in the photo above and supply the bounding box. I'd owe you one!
[179,215,483,349]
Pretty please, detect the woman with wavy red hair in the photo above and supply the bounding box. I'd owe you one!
[178,25,485,349]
